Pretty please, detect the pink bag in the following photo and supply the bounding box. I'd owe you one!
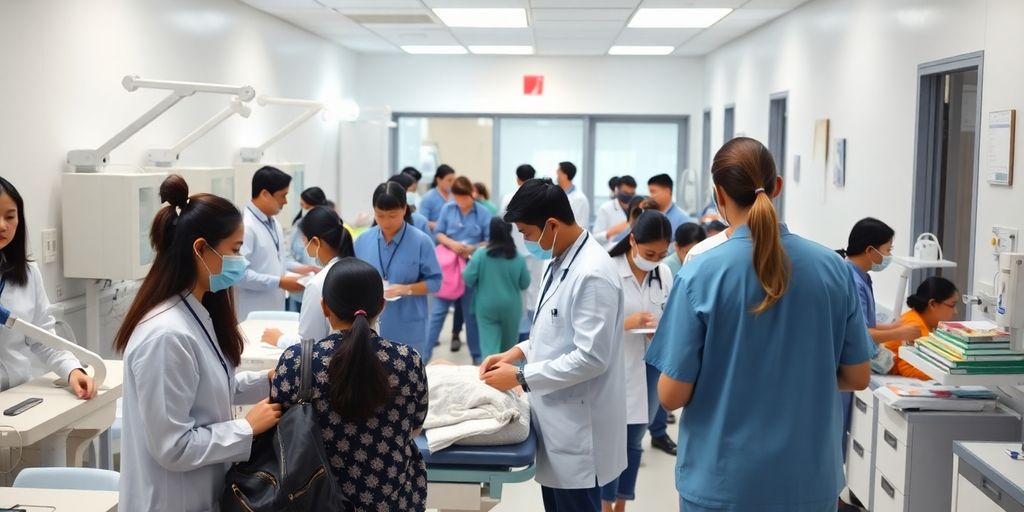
[435,245,466,301]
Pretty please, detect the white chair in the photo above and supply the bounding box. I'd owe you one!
[246,311,300,322]
[13,467,119,491]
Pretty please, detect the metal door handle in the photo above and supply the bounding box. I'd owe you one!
[884,430,898,450]
[855,397,868,412]
[880,476,896,498]
[852,440,864,457]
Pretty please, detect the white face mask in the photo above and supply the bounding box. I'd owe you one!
[633,247,660,272]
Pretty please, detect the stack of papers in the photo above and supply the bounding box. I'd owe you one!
[874,382,997,412]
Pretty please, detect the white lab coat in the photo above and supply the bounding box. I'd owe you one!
[0,263,80,390]
[593,199,627,249]
[235,203,287,320]
[613,255,673,425]
[516,231,626,489]
[566,187,591,230]
[683,230,729,264]
[276,256,339,347]
[120,293,270,512]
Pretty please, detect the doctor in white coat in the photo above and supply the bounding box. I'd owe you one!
[115,175,282,512]
[235,166,305,320]
[481,178,626,512]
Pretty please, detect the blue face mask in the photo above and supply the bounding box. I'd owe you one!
[524,223,556,260]
[201,246,248,293]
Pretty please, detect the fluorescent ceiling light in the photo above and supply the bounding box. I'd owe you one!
[433,8,529,28]
[469,45,534,55]
[401,45,468,55]
[608,46,675,56]
[628,8,732,28]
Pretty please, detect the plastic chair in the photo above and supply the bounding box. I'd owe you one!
[246,311,300,322]
[13,467,119,491]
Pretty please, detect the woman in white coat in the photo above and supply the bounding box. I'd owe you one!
[0,177,94,396]
[602,210,673,512]
[262,205,355,347]
[114,175,282,512]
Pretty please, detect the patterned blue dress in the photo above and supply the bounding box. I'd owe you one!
[271,331,429,511]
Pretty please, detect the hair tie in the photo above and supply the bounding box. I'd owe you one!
[754,188,766,196]
[353,310,367,318]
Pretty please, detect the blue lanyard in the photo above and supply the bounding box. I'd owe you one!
[0,276,5,297]
[180,295,230,384]
[534,233,589,325]
[377,224,408,281]
[248,206,280,252]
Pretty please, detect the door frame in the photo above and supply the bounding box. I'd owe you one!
[769,91,789,222]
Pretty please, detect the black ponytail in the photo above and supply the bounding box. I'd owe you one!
[293,186,328,226]
[609,209,672,258]
[323,258,389,420]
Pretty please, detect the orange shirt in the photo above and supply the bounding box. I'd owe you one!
[883,309,932,380]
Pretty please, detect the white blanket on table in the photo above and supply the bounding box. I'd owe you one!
[424,365,530,452]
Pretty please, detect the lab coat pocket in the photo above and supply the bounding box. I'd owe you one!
[538,395,593,457]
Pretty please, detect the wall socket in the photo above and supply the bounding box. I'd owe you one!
[41,229,58,263]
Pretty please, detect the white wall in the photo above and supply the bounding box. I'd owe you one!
[356,55,706,177]
[702,0,1023,311]
[0,0,357,347]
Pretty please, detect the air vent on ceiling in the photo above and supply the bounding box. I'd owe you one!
[345,14,436,25]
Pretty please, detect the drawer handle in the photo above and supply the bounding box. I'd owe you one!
[880,476,896,498]
[855,397,868,412]
[852,440,864,457]
[883,430,898,450]
[981,477,1003,502]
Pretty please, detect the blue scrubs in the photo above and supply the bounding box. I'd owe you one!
[645,225,872,511]
[428,202,492,361]
[411,211,431,235]
[842,260,881,460]
[418,188,450,223]
[354,223,442,358]
[664,203,693,233]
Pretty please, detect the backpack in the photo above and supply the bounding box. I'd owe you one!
[435,244,467,301]
[222,338,352,512]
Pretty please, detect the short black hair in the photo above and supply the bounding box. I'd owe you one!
[400,167,422,182]
[388,173,415,189]
[516,164,536,182]
[608,176,621,192]
[251,166,292,199]
[558,161,577,182]
[503,178,575,228]
[618,175,637,189]
[647,173,673,191]
[675,222,707,247]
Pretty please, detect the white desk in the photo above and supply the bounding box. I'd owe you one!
[0,361,122,481]
[0,487,118,512]
[237,320,297,373]
[953,442,1024,512]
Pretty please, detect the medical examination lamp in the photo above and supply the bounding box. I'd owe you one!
[0,304,107,391]
[146,96,252,167]
[239,96,360,163]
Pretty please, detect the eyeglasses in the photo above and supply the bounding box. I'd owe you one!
[940,301,958,309]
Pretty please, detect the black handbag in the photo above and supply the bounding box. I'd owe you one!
[222,338,352,512]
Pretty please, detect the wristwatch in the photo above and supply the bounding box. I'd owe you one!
[516,368,531,392]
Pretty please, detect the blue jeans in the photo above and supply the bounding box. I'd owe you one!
[646,363,669,438]
[428,288,480,361]
[542,485,600,512]
[600,423,647,502]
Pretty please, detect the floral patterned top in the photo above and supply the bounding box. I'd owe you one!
[271,331,429,511]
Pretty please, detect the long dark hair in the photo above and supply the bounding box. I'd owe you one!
[610,210,671,258]
[0,177,30,287]
[430,164,455,189]
[293,186,328,226]
[372,182,413,224]
[114,175,244,365]
[713,137,788,314]
[907,276,958,313]
[487,218,517,259]
[323,258,389,419]
[837,217,895,258]
[300,206,354,259]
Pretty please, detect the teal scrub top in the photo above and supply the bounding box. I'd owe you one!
[645,224,872,511]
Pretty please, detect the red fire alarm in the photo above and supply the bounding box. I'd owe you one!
[523,75,544,96]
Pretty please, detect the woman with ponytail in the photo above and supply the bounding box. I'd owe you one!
[883,276,959,380]
[284,187,329,311]
[271,257,428,511]
[117,175,281,511]
[645,137,873,511]
[262,205,355,348]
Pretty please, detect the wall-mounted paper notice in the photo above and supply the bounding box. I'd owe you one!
[987,110,1016,186]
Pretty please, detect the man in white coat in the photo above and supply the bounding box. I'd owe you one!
[234,166,304,320]
[557,161,590,230]
[481,178,626,512]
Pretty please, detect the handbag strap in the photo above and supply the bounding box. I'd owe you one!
[298,338,314,404]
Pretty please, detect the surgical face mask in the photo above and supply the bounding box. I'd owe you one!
[869,247,892,272]
[524,223,556,260]
[617,193,635,205]
[304,237,322,267]
[632,247,660,272]
[200,246,247,293]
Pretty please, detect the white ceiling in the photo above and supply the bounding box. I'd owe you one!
[239,0,810,56]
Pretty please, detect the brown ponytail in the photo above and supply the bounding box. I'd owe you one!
[711,137,790,314]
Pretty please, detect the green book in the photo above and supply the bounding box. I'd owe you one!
[937,321,1011,343]
[925,335,1024,359]
[933,329,1010,350]
[918,344,1024,368]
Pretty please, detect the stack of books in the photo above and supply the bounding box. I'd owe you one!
[875,383,997,411]
[911,321,1024,375]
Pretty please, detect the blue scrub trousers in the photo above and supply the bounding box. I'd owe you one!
[428,288,480,362]
[542,485,600,512]
[646,363,669,438]
[600,423,647,502]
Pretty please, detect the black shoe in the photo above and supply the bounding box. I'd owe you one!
[651,435,677,455]
[451,337,462,352]
[666,412,677,424]
[838,503,863,512]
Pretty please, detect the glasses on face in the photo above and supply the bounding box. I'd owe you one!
[940,301,958,310]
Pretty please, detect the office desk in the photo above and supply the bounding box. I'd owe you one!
[0,487,118,512]
[237,320,297,373]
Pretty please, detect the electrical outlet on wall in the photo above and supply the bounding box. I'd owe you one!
[41,229,58,263]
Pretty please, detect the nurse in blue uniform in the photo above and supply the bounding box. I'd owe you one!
[354,181,442,358]
[646,138,872,512]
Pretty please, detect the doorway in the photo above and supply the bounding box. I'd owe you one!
[769,93,788,222]
[911,52,983,301]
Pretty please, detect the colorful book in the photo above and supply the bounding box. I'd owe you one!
[937,321,1011,343]
[909,347,1024,375]
[932,329,1011,351]
[924,335,1024,359]
[917,343,1024,368]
